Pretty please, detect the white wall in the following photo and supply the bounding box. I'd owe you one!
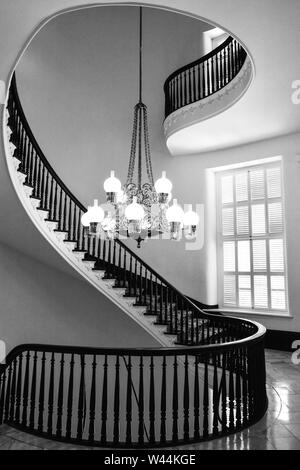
[0,241,158,352]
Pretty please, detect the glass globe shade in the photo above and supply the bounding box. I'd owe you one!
[166,199,184,223]
[81,207,92,227]
[103,170,122,193]
[183,205,199,226]
[88,199,105,223]
[125,196,145,221]
[155,171,173,194]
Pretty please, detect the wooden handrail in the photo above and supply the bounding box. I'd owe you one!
[164,36,233,88]
[2,319,265,362]
[163,35,247,117]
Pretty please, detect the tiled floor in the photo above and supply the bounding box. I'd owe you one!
[0,349,299,450]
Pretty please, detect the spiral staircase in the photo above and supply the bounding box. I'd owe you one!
[0,37,267,448]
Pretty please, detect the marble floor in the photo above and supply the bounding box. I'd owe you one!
[0,349,299,450]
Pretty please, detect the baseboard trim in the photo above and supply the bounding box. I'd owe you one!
[265,329,300,352]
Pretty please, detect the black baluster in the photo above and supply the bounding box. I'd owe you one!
[88,355,97,442]
[128,255,133,296]
[164,286,168,324]
[67,199,72,240]
[0,368,6,425]
[4,364,12,422]
[40,165,45,208]
[229,352,235,430]
[138,356,144,446]
[125,355,132,445]
[58,188,63,231]
[221,351,228,433]
[113,355,120,445]
[194,356,200,440]
[9,358,17,422]
[32,152,39,198]
[63,194,68,233]
[149,356,155,444]
[172,355,178,442]
[203,356,209,437]
[77,354,85,440]
[66,353,74,439]
[211,56,215,93]
[48,176,54,220]
[47,352,55,435]
[216,51,220,90]
[44,170,49,210]
[15,352,23,423]
[100,355,108,445]
[139,264,143,305]
[38,352,46,433]
[188,68,192,104]
[56,353,64,438]
[123,249,127,289]
[72,204,77,242]
[134,259,138,298]
[212,353,219,436]
[236,350,242,428]
[183,355,189,440]
[160,356,167,444]
[53,181,58,223]
[22,350,30,426]
[159,282,163,323]
[192,66,196,102]
[29,351,38,429]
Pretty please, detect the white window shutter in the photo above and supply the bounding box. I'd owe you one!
[218,162,287,312]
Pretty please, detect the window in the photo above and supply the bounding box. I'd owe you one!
[216,161,288,313]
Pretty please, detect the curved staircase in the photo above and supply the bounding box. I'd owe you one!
[0,70,267,448]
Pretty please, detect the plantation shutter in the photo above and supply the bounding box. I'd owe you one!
[217,161,287,312]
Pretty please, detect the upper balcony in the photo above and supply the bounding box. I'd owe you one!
[163,35,253,155]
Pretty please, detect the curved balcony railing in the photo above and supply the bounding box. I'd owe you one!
[164,36,247,118]
[0,327,266,447]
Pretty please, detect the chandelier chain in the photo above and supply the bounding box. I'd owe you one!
[143,106,154,186]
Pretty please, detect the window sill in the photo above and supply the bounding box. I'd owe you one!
[204,308,293,319]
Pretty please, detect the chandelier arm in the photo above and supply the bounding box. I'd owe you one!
[143,106,155,186]
[137,105,142,190]
[126,104,138,185]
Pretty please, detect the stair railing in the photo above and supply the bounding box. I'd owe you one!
[0,329,267,447]
[164,36,247,118]
[7,73,254,346]
[3,74,268,447]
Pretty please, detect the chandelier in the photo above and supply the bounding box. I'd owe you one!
[81,7,199,247]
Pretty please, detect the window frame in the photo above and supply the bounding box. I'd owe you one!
[216,159,289,315]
